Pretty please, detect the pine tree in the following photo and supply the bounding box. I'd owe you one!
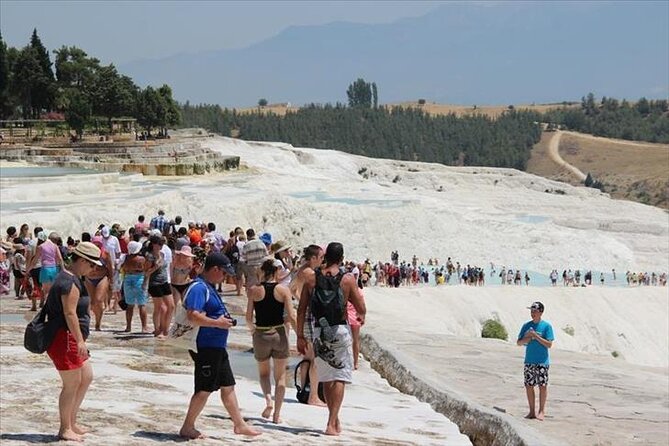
[0,31,10,118]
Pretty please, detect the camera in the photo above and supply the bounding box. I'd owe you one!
[228,317,238,327]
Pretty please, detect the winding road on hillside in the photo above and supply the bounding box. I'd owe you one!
[546,130,587,181]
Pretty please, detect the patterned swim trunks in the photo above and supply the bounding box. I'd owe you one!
[524,363,549,386]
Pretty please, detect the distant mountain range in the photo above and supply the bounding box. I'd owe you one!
[120,2,668,108]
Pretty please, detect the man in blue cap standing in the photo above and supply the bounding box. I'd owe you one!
[517,301,554,421]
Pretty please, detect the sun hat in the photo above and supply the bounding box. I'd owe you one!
[72,242,103,266]
[176,245,195,257]
[528,301,544,312]
[37,231,47,241]
[149,229,162,237]
[127,241,142,255]
[101,226,111,238]
[259,232,272,246]
[204,252,235,275]
[271,240,291,254]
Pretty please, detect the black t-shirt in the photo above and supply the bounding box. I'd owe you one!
[45,271,91,340]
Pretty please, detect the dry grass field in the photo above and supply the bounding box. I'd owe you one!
[388,101,577,118]
[233,101,576,118]
[527,131,669,209]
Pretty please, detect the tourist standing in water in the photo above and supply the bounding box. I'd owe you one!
[85,236,113,331]
[145,235,174,338]
[246,258,296,423]
[297,242,366,436]
[121,241,148,332]
[45,242,101,442]
[180,253,261,439]
[517,301,554,421]
[171,245,195,304]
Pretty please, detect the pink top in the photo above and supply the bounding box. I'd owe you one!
[40,241,58,267]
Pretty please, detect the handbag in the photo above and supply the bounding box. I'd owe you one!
[24,306,61,354]
[168,281,210,351]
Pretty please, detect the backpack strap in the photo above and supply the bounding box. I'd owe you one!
[182,280,210,308]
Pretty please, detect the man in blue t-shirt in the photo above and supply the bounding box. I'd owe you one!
[517,301,554,421]
[179,253,261,439]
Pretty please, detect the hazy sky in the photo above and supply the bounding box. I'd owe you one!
[1,1,442,64]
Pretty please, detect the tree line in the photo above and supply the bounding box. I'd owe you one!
[180,101,542,170]
[544,93,669,143]
[0,29,180,138]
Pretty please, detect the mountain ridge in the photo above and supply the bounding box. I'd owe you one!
[120,2,669,107]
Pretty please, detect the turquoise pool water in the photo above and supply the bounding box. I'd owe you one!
[289,191,413,208]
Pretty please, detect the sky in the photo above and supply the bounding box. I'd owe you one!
[1,0,442,65]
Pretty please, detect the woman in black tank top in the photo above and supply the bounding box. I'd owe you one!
[246,259,297,424]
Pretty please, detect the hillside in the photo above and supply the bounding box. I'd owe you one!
[527,131,669,209]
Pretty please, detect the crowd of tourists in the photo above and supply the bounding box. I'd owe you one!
[1,211,367,440]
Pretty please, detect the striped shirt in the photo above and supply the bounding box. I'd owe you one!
[242,239,268,267]
[150,215,167,233]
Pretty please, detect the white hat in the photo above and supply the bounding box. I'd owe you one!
[101,226,111,238]
[127,241,142,255]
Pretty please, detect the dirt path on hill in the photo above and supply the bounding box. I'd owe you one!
[546,131,587,182]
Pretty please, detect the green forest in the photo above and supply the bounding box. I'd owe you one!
[179,90,669,169]
[181,102,542,169]
[0,29,179,138]
[544,93,668,143]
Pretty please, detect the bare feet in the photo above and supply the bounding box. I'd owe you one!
[335,418,341,434]
[124,327,131,333]
[58,429,83,442]
[261,405,273,419]
[324,425,339,436]
[179,427,205,439]
[524,413,536,419]
[71,424,89,435]
[308,399,327,407]
[233,424,262,436]
[536,412,545,421]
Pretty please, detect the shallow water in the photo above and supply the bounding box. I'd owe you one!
[289,190,414,208]
[0,166,95,177]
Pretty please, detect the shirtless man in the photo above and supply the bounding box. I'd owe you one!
[297,242,366,436]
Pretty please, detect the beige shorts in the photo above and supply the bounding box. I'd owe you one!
[253,325,289,361]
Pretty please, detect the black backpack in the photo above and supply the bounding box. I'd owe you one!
[294,359,325,404]
[311,267,346,326]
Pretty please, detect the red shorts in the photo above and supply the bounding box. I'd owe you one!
[47,328,87,371]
